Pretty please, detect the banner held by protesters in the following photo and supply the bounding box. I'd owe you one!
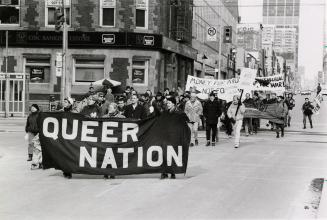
[38,112,191,176]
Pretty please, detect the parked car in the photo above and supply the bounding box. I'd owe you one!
[301,90,311,95]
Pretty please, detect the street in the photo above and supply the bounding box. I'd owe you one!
[0,95,326,219]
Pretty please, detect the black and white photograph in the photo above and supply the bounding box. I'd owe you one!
[0,0,327,219]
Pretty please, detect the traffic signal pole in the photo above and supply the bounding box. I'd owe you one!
[5,30,9,118]
[60,0,67,102]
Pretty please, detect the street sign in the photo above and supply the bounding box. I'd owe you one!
[206,27,217,41]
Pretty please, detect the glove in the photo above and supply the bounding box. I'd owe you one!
[230,118,236,124]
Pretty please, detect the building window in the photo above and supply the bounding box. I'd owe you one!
[25,57,51,83]
[74,59,104,84]
[135,0,148,29]
[45,0,71,27]
[100,0,116,27]
[132,60,148,85]
[0,0,19,25]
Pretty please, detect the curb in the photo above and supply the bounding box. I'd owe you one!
[318,179,327,219]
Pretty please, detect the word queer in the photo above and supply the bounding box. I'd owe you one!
[43,117,139,143]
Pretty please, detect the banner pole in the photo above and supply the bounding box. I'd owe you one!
[235,89,244,117]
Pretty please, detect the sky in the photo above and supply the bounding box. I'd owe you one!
[238,0,325,83]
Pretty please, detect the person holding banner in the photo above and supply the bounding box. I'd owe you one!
[275,96,288,138]
[184,93,203,147]
[243,93,254,136]
[227,95,245,148]
[302,98,314,129]
[203,92,222,146]
[285,93,295,127]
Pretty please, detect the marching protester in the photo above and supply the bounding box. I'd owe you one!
[184,92,203,147]
[302,97,314,129]
[124,94,147,120]
[152,92,165,116]
[220,100,233,138]
[25,104,40,162]
[227,95,245,148]
[103,102,125,180]
[242,93,254,136]
[105,87,115,104]
[203,92,222,146]
[285,93,295,127]
[117,97,126,116]
[80,95,102,118]
[275,96,288,138]
[317,83,322,95]
[252,92,262,134]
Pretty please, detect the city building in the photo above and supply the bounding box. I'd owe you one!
[192,0,239,79]
[237,23,262,52]
[0,0,197,111]
[262,0,300,89]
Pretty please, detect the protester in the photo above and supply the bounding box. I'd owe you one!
[317,83,322,95]
[203,92,222,146]
[105,87,115,103]
[267,93,277,130]
[227,95,245,148]
[302,97,314,129]
[124,94,147,119]
[152,92,165,116]
[252,92,262,134]
[25,104,40,161]
[117,97,126,116]
[178,93,190,111]
[242,93,254,136]
[275,96,288,138]
[30,134,42,170]
[285,93,295,127]
[80,95,102,118]
[60,97,74,112]
[164,88,170,96]
[221,101,233,138]
[184,92,203,147]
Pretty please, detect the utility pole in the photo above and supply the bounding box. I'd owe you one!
[5,30,9,118]
[60,0,67,102]
[217,7,223,80]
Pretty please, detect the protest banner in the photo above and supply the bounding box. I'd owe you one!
[238,68,257,90]
[252,74,285,91]
[244,103,286,124]
[185,75,240,102]
[38,112,191,176]
[312,93,323,114]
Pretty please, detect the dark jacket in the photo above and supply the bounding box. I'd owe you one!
[124,104,147,119]
[25,112,39,135]
[80,104,102,118]
[243,98,255,108]
[152,100,165,116]
[266,98,277,104]
[203,99,222,124]
[302,102,314,115]
[285,98,295,110]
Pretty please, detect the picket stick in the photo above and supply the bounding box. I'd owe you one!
[235,89,244,117]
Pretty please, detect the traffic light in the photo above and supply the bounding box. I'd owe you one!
[54,8,65,32]
[223,26,232,43]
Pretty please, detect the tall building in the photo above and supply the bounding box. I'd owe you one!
[192,0,239,79]
[0,0,197,111]
[262,0,300,81]
[237,23,262,52]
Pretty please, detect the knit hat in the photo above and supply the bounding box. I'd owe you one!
[64,97,74,105]
[166,96,176,105]
[209,92,215,97]
[31,104,39,111]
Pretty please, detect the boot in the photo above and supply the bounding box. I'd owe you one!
[104,175,109,179]
[63,172,72,179]
[310,123,313,129]
[276,132,280,138]
[160,173,168,179]
[281,129,284,137]
[27,154,32,161]
[195,139,199,146]
[170,174,176,179]
[109,176,115,179]
[206,141,210,146]
[211,142,215,147]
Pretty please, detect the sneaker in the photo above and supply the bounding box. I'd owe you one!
[303,126,306,129]
[195,139,199,146]
[211,143,215,147]
[31,164,38,170]
[206,141,210,146]
[246,134,249,137]
[276,133,280,138]
[170,174,176,179]
[234,144,239,148]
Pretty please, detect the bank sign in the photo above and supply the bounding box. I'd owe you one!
[0,30,162,49]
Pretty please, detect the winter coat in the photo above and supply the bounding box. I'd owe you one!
[266,98,278,104]
[203,99,222,124]
[276,102,288,118]
[243,98,255,108]
[80,104,102,118]
[25,112,40,135]
[227,102,246,121]
[124,104,147,119]
[285,98,295,110]
[302,102,314,115]
[184,100,203,123]
[152,100,165,115]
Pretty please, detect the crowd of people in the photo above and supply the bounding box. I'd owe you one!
[25,84,319,179]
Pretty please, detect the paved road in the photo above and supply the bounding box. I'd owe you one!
[0,94,326,219]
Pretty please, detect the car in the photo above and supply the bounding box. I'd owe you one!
[320,88,327,96]
[301,90,311,95]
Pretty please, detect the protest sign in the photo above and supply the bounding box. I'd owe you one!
[252,74,285,91]
[244,103,286,124]
[238,68,257,90]
[38,112,191,176]
[312,93,323,114]
[185,75,240,102]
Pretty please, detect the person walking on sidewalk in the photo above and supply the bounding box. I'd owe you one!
[302,97,314,129]
[275,96,288,138]
[203,92,222,146]
[285,93,295,127]
[184,92,203,147]
[25,104,40,162]
[227,95,245,148]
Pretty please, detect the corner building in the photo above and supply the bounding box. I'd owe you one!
[0,0,196,104]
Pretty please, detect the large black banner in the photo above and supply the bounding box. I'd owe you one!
[244,103,286,124]
[38,112,191,176]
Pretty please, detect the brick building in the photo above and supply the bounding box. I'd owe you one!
[0,0,196,105]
